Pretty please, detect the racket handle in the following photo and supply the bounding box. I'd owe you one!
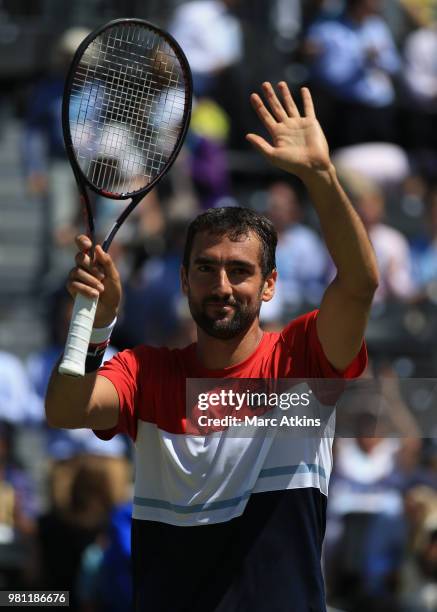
[58,293,98,377]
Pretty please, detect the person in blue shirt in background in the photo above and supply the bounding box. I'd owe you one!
[304,0,401,147]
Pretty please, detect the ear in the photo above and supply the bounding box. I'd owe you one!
[261,269,277,303]
[180,265,189,296]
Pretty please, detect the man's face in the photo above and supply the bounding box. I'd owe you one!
[181,230,275,340]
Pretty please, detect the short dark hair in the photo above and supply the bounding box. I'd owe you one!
[183,207,277,278]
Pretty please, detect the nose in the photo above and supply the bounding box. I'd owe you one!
[213,268,232,298]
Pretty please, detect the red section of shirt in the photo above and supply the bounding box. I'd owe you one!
[95,309,367,440]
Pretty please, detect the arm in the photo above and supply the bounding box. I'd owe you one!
[246,82,379,370]
[45,235,122,430]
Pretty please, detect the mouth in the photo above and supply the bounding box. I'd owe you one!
[204,302,238,317]
[206,303,235,312]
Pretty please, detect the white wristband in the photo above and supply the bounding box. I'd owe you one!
[89,317,117,345]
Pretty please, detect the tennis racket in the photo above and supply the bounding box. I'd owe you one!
[58,18,192,376]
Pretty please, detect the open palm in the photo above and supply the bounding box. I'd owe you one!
[246,82,331,180]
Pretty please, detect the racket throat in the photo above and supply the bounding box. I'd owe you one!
[102,221,120,252]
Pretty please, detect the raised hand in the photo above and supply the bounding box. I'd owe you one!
[67,235,122,327]
[246,82,331,180]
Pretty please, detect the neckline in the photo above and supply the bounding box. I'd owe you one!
[188,331,269,376]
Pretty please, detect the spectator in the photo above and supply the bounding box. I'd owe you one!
[325,362,421,609]
[38,458,119,610]
[261,181,328,323]
[76,501,133,612]
[169,0,243,98]
[0,351,42,426]
[0,344,44,525]
[333,143,411,190]
[0,422,38,589]
[305,0,402,147]
[400,486,437,611]
[410,187,437,303]
[403,19,437,151]
[350,180,415,303]
[117,220,190,348]
[271,0,303,46]
[169,0,246,146]
[326,442,408,608]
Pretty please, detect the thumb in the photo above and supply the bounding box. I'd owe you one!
[246,133,274,158]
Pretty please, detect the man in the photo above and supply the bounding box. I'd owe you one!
[46,82,379,611]
[351,181,414,303]
[169,0,242,97]
[305,0,401,147]
[261,181,327,322]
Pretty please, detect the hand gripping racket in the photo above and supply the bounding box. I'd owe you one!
[58,18,192,376]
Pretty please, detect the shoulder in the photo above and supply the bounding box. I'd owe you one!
[273,310,319,358]
[279,310,367,379]
[268,309,318,373]
[281,310,319,339]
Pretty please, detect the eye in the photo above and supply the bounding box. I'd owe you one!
[198,265,212,273]
[232,267,249,276]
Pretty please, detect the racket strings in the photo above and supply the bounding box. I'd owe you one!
[96,32,142,191]
[69,23,187,195]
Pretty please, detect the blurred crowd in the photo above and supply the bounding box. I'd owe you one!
[0,0,436,610]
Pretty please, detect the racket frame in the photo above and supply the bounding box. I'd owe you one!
[61,17,193,251]
[58,18,192,376]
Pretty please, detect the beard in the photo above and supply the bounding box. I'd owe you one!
[187,291,262,340]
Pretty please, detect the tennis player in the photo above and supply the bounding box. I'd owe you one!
[46,82,379,611]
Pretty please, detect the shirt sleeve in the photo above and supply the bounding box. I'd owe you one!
[93,346,144,442]
[280,309,367,379]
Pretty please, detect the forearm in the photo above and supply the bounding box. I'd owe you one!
[45,363,98,429]
[302,164,379,298]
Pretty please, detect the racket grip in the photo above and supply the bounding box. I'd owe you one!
[58,293,98,377]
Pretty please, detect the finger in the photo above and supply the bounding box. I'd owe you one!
[67,280,100,299]
[74,234,93,253]
[74,251,106,280]
[246,133,274,157]
[75,251,93,269]
[301,87,316,118]
[69,267,105,293]
[278,81,300,118]
[261,82,288,122]
[249,93,277,133]
[94,246,120,281]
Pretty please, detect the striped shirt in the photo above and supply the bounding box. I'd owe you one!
[95,310,366,611]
